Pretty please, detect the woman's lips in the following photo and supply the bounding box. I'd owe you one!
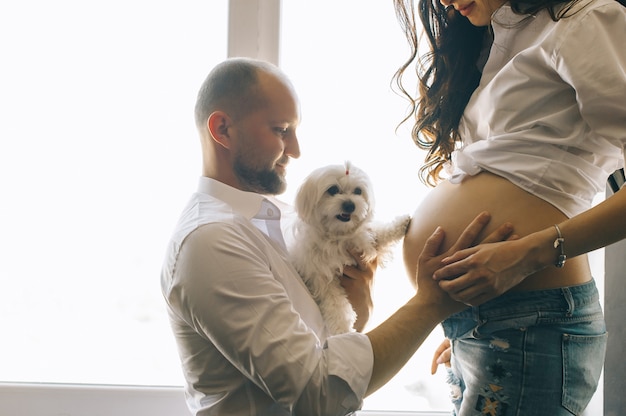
[458,2,475,16]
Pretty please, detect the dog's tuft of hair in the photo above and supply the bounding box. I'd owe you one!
[289,161,411,335]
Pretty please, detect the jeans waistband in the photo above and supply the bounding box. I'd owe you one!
[448,279,600,321]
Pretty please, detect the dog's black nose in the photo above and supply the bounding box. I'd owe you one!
[342,200,355,213]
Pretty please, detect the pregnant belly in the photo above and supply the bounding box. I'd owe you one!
[403,171,591,292]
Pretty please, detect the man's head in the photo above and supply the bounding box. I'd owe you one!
[196,57,301,195]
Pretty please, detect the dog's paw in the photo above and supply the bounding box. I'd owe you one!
[396,214,412,235]
[375,214,411,245]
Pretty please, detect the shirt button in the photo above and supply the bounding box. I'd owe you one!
[267,208,274,217]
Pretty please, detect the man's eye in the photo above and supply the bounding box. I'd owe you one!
[274,127,288,135]
[326,185,340,196]
[354,187,362,195]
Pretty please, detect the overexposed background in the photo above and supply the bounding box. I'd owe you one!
[0,0,604,413]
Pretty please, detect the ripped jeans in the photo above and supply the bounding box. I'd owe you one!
[441,280,607,416]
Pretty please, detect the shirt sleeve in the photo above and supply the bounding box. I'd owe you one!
[163,220,373,415]
[555,2,626,165]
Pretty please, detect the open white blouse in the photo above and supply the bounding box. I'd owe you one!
[450,0,626,218]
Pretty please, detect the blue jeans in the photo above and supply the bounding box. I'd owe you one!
[441,280,607,416]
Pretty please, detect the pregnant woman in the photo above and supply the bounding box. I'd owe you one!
[394,0,626,414]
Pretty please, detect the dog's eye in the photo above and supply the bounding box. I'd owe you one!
[353,187,362,195]
[326,185,340,196]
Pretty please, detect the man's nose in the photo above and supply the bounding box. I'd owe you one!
[440,0,453,7]
[285,133,300,159]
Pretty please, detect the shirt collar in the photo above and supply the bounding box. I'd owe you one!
[492,3,535,27]
[197,176,287,220]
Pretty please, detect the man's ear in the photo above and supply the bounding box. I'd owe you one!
[207,111,232,149]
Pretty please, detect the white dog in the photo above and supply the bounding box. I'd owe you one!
[289,161,411,335]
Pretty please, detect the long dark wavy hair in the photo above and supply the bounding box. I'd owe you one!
[393,0,626,186]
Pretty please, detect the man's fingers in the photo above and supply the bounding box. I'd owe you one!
[346,248,376,271]
[449,211,491,251]
[420,226,445,259]
[480,222,514,244]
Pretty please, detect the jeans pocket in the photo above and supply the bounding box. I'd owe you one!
[561,332,608,414]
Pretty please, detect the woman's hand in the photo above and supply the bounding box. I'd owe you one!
[432,235,537,306]
[431,338,452,375]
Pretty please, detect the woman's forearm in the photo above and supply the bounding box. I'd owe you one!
[556,188,626,260]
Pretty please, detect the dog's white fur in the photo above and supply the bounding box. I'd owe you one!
[289,161,411,335]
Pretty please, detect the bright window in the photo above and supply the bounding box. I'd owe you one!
[0,0,227,386]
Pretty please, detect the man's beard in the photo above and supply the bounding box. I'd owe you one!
[233,154,286,195]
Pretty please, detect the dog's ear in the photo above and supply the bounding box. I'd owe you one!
[295,174,319,221]
[362,172,375,212]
